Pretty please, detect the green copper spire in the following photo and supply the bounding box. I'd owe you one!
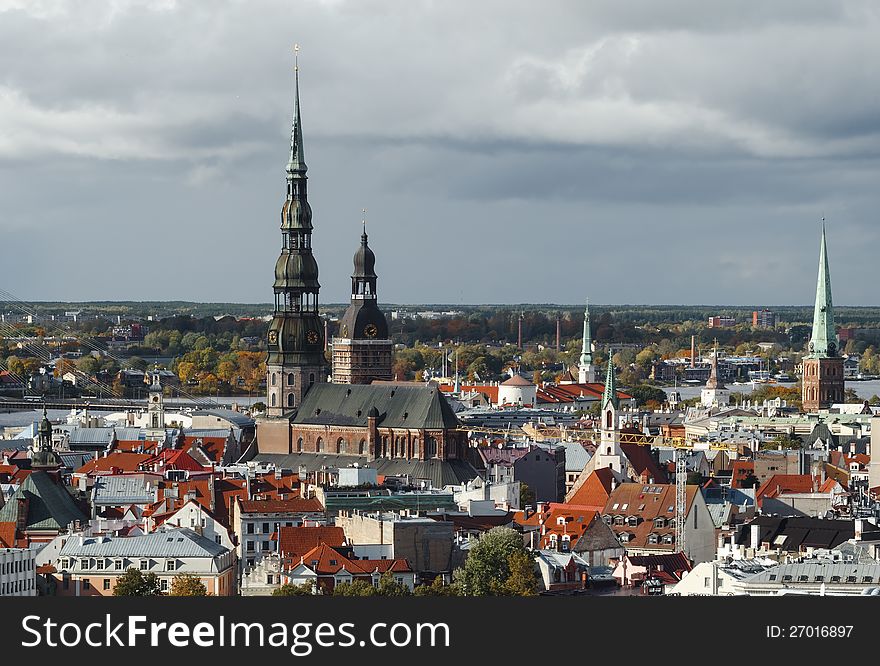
[286,47,306,176]
[603,359,618,409]
[807,223,838,358]
[579,299,593,367]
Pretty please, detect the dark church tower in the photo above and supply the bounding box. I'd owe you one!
[331,225,393,384]
[266,59,326,416]
[801,224,844,412]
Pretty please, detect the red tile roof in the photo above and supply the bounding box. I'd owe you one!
[566,468,616,510]
[279,526,346,561]
[602,482,699,551]
[238,496,324,514]
[755,474,829,506]
[296,543,410,575]
[75,452,153,475]
[0,521,18,548]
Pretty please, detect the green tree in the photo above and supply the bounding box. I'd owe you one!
[499,550,538,596]
[113,568,163,596]
[376,571,412,596]
[628,384,668,407]
[272,582,314,596]
[520,483,536,509]
[332,579,378,596]
[169,573,207,596]
[454,526,530,596]
[413,577,460,596]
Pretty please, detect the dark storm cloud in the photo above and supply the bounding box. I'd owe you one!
[1,0,879,306]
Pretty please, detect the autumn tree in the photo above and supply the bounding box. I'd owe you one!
[169,573,208,596]
[113,569,163,596]
[272,582,314,596]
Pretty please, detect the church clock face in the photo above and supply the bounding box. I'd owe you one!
[364,323,378,338]
[307,330,319,344]
[268,330,278,345]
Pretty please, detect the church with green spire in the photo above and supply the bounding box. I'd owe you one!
[801,224,844,412]
[578,300,597,383]
[265,57,327,417]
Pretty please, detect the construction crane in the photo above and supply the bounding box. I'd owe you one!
[458,423,738,556]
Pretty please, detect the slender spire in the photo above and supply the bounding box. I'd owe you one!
[286,44,306,176]
[808,220,837,358]
[603,359,618,409]
[579,299,593,366]
[706,339,724,389]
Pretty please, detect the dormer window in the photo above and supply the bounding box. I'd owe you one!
[654,518,665,528]
[648,534,659,544]
[614,516,624,526]
[627,516,639,527]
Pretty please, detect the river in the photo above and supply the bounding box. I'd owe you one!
[663,380,880,401]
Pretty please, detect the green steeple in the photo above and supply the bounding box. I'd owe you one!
[807,223,838,358]
[603,360,618,409]
[579,299,593,367]
[286,54,306,176]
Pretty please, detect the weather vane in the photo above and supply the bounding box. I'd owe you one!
[294,43,299,71]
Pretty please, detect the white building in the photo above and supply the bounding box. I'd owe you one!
[151,499,235,551]
[0,548,37,597]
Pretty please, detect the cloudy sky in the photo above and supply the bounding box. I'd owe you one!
[2,0,879,306]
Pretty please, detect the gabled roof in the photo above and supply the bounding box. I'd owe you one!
[237,496,323,514]
[59,526,228,558]
[296,543,410,575]
[755,474,828,506]
[0,471,86,531]
[734,516,854,551]
[291,383,459,430]
[279,525,346,561]
[75,452,152,475]
[566,468,616,510]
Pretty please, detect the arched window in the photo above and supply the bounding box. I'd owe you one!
[336,438,346,454]
[271,394,276,407]
[288,373,295,386]
[396,437,405,458]
[271,373,277,386]
[309,373,315,386]
[358,439,366,455]
[297,437,303,452]
[316,437,324,453]
[382,436,389,457]
[287,393,295,408]
[426,437,438,458]
[412,438,419,459]
[606,410,612,429]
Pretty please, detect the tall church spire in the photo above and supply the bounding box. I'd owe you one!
[286,44,306,176]
[602,359,618,410]
[266,48,326,417]
[579,300,593,366]
[807,222,838,358]
[578,299,596,383]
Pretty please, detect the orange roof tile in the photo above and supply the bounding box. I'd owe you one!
[566,468,616,510]
[75,452,152,475]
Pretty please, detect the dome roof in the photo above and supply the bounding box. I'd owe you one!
[38,409,52,436]
[502,374,534,387]
[266,314,326,367]
[338,302,389,341]
[353,231,377,278]
[274,251,320,290]
[281,198,312,231]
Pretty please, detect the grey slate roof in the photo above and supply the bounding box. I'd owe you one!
[59,527,229,558]
[92,475,156,506]
[254,452,478,488]
[0,471,86,530]
[192,409,255,428]
[746,561,880,585]
[290,383,460,430]
[68,428,116,446]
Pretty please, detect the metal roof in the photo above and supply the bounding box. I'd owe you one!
[92,476,156,505]
[747,561,880,585]
[0,471,86,530]
[59,527,229,559]
[291,383,460,430]
[254,452,478,489]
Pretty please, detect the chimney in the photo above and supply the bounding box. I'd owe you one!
[690,336,696,368]
[750,523,761,552]
[555,317,561,353]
